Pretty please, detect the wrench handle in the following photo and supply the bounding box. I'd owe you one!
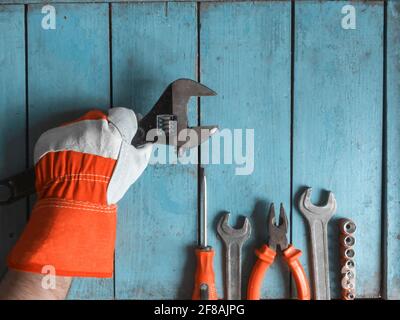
[192,247,218,300]
[0,167,36,205]
[309,220,331,300]
[282,244,311,300]
[247,244,276,300]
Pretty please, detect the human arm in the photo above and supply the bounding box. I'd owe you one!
[0,270,71,300]
[0,107,152,299]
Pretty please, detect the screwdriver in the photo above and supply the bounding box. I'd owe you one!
[192,167,218,300]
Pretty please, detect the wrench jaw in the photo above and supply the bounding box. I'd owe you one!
[177,126,219,156]
[172,78,217,97]
[298,188,337,222]
[172,79,218,155]
[217,213,231,240]
[132,78,218,155]
[217,213,251,240]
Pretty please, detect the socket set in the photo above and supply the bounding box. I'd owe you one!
[339,218,356,300]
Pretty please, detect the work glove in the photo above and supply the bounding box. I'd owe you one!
[8,108,152,277]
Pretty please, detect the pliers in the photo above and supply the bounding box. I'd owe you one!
[247,203,311,300]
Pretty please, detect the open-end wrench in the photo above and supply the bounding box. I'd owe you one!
[299,187,337,300]
[217,213,251,300]
[0,79,218,206]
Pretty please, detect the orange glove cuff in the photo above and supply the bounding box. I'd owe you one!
[8,198,117,278]
[7,108,151,278]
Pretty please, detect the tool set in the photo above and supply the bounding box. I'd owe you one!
[193,181,357,300]
[0,79,358,300]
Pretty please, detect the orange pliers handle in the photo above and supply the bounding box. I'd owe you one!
[192,248,218,300]
[247,244,311,300]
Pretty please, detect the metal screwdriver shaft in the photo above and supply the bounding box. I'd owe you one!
[192,167,217,300]
[201,168,207,248]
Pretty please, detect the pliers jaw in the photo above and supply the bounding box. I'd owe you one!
[267,203,289,252]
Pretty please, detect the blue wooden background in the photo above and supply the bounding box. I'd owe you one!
[0,0,399,299]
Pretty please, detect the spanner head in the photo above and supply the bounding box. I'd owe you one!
[172,79,218,154]
[298,187,337,222]
[132,78,218,154]
[217,213,251,245]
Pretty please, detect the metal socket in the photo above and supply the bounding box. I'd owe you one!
[342,289,356,300]
[339,218,356,235]
[340,247,356,260]
[341,276,356,290]
[345,259,355,269]
[340,234,356,248]
[341,264,356,276]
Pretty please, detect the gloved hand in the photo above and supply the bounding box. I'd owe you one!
[8,108,152,277]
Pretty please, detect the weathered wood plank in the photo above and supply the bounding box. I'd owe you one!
[0,0,251,4]
[200,1,292,299]
[384,0,400,300]
[112,2,198,299]
[26,3,111,299]
[0,0,390,300]
[0,5,26,277]
[293,1,383,298]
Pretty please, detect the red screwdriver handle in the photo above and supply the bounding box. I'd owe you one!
[192,248,218,300]
[247,244,276,300]
[282,244,311,300]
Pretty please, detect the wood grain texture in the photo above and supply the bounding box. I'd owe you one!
[385,0,400,300]
[112,2,198,299]
[0,0,392,300]
[0,0,251,4]
[0,5,27,277]
[200,1,292,299]
[26,3,112,299]
[293,1,383,298]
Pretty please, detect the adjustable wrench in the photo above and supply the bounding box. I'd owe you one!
[299,187,336,300]
[0,79,218,205]
[132,78,218,153]
[217,213,251,300]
